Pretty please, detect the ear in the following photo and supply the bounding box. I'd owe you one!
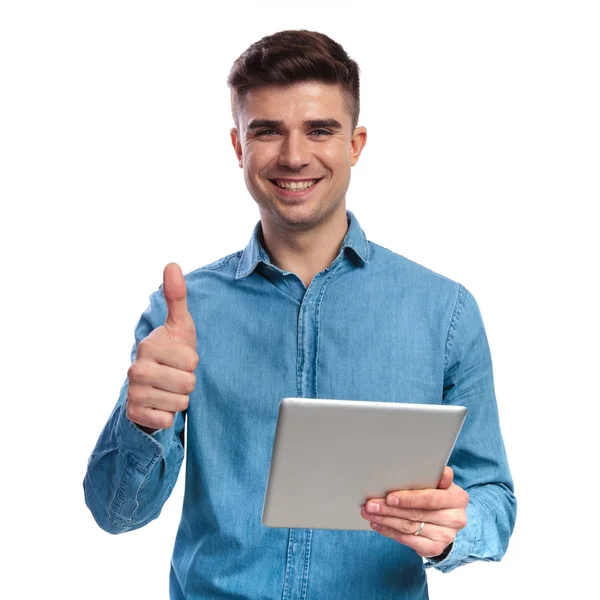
[230,127,243,168]
[349,126,367,166]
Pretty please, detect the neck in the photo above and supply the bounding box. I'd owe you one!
[260,209,349,288]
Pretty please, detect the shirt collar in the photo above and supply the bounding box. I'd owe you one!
[235,210,370,280]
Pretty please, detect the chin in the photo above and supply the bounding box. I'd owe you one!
[272,209,317,229]
[273,203,344,232]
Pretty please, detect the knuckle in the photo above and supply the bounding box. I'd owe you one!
[178,394,190,411]
[126,403,140,423]
[431,541,448,557]
[400,520,415,534]
[440,528,455,545]
[412,509,425,522]
[136,338,149,357]
[454,511,468,530]
[127,385,143,404]
[429,491,442,510]
[394,494,409,508]
[421,490,434,508]
[127,361,147,382]
[188,352,200,371]
[127,363,137,380]
[159,412,175,430]
[184,373,197,394]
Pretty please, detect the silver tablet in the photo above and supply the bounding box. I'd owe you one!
[261,398,467,530]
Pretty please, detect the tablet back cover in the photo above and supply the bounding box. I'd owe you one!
[261,398,467,530]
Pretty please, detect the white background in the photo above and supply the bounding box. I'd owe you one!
[1,1,598,598]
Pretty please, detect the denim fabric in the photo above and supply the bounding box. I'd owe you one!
[84,211,516,599]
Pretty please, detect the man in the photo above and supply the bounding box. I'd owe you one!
[84,29,516,599]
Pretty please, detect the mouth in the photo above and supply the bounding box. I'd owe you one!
[268,178,324,198]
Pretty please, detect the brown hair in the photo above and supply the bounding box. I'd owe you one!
[227,30,360,130]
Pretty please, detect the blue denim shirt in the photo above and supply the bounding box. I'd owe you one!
[84,211,516,599]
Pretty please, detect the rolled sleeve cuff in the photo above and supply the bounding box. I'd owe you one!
[423,502,480,573]
[115,403,171,474]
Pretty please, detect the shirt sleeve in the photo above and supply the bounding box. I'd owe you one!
[83,290,186,534]
[424,284,517,572]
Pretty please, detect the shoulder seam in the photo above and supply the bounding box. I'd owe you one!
[367,242,457,283]
[444,283,468,371]
[196,251,241,273]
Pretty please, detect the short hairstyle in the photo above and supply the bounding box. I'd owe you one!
[227,30,360,130]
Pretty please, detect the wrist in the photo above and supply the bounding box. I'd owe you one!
[428,542,453,562]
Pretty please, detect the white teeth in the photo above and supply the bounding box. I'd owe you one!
[274,179,319,190]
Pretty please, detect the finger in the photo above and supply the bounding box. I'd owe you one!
[163,263,195,334]
[368,515,440,538]
[127,359,197,395]
[126,404,177,431]
[137,336,199,372]
[385,484,469,511]
[361,504,466,529]
[437,466,454,490]
[127,384,190,413]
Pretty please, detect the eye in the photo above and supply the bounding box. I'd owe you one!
[310,129,332,137]
[257,129,279,136]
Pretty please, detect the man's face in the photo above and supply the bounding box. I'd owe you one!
[230,82,367,233]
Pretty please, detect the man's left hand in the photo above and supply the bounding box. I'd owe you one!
[360,466,469,558]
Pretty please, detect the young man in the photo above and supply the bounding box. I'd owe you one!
[84,30,516,599]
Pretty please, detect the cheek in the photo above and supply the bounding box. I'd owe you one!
[319,146,352,171]
[245,147,278,178]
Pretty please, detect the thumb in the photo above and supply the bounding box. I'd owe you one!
[437,466,454,490]
[163,263,194,333]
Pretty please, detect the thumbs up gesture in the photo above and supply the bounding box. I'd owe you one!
[126,263,199,433]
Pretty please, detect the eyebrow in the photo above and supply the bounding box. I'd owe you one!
[246,118,344,131]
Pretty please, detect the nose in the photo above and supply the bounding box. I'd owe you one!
[278,131,311,170]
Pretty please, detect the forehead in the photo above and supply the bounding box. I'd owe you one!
[238,82,350,127]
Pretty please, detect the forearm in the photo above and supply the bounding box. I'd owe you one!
[425,286,517,571]
[83,390,185,534]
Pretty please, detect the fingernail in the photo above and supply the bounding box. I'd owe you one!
[371,522,381,530]
[366,502,380,513]
[387,496,399,506]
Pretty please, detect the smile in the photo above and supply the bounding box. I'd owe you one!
[270,178,322,191]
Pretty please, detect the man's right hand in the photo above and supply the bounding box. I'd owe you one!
[126,263,199,433]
